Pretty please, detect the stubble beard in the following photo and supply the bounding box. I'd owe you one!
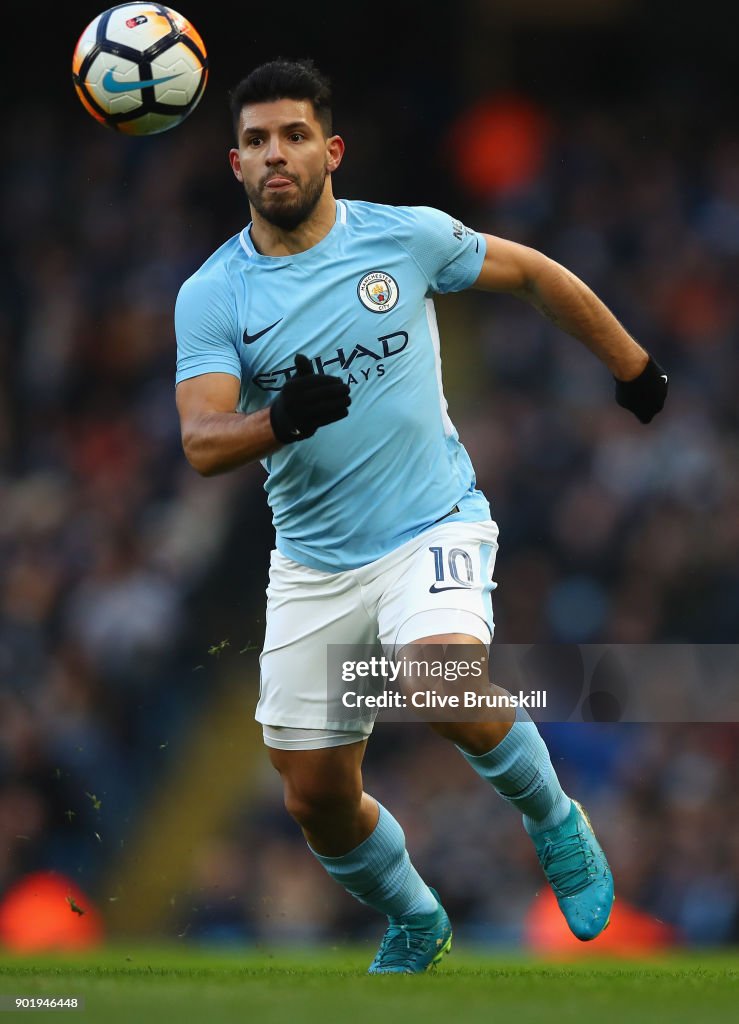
[246,165,328,232]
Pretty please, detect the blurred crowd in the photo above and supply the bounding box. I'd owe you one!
[0,108,247,901]
[0,78,737,947]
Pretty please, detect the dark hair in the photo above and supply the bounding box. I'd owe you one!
[229,59,333,140]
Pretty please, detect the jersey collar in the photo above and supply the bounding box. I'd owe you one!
[239,200,347,264]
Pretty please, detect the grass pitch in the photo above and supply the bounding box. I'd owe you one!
[0,945,735,1024]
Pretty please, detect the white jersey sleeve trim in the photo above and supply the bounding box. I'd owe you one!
[425,297,455,438]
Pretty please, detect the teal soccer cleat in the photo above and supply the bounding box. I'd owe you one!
[368,888,452,974]
[530,799,614,941]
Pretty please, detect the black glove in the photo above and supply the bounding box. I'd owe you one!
[270,354,351,443]
[614,356,668,424]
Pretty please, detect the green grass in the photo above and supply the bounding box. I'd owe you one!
[0,945,736,1024]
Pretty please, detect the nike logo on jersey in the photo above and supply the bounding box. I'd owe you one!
[102,67,184,93]
[661,374,668,382]
[428,584,470,594]
[243,319,283,345]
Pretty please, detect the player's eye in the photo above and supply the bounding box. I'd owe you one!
[247,137,263,147]
[289,133,305,142]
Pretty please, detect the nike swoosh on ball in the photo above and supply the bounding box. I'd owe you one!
[102,67,184,93]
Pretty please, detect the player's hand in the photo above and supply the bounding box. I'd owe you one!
[270,354,351,443]
[614,355,668,424]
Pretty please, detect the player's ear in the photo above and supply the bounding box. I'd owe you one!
[228,148,244,183]
[326,134,345,174]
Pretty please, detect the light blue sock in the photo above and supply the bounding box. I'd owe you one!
[308,802,438,920]
[457,708,571,834]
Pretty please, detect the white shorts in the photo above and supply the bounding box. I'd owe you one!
[257,519,499,746]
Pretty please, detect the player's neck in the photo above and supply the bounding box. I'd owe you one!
[249,190,337,257]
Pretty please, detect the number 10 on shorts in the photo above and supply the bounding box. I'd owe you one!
[429,545,474,592]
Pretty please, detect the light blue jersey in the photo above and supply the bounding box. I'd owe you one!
[175,200,490,572]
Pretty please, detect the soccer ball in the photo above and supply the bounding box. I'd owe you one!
[72,3,208,135]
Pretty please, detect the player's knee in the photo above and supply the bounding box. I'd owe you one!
[283,776,362,829]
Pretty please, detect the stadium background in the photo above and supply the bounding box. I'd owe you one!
[0,0,737,951]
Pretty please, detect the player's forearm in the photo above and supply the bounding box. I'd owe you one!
[517,257,648,381]
[182,408,280,475]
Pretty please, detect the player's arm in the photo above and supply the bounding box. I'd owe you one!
[176,372,278,476]
[472,234,667,422]
[176,355,351,476]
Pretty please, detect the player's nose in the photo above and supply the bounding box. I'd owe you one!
[264,140,287,164]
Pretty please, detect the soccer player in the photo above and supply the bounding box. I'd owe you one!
[174,59,667,972]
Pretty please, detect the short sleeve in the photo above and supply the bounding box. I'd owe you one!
[389,206,486,294]
[175,271,242,385]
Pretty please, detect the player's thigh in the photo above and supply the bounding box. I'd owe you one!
[257,550,377,731]
[376,519,500,653]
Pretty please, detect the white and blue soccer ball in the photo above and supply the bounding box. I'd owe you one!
[72,3,208,135]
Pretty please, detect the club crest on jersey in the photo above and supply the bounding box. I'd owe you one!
[357,271,399,313]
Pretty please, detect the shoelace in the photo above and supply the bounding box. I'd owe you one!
[539,830,597,897]
[372,924,434,969]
